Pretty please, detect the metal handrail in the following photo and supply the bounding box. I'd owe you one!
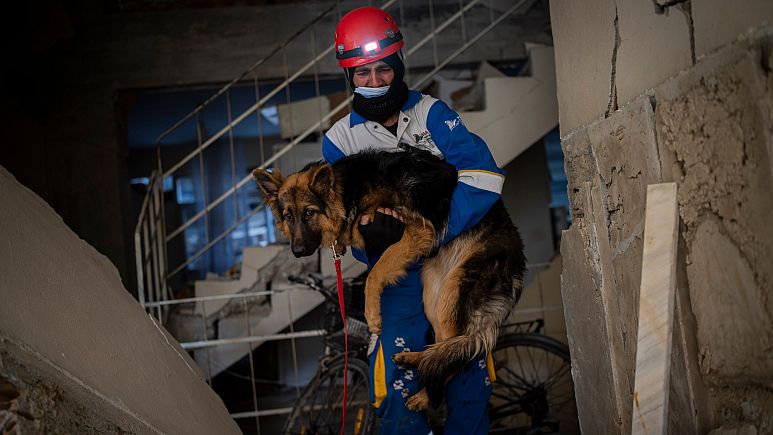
[153,2,340,146]
[157,0,398,180]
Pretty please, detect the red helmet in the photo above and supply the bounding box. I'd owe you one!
[334,7,404,68]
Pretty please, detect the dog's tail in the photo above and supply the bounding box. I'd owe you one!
[418,294,513,405]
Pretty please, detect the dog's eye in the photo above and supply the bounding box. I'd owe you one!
[304,209,315,218]
[283,211,293,222]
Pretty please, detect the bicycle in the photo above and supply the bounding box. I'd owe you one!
[283,273,377,435]
[488,319,577,434]
[283,274,576,435]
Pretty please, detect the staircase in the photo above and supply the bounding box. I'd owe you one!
[460,45,558,167]
[133,0,553,423]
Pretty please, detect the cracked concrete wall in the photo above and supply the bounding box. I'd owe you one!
[551,1,773,433]
[552,0,773,136]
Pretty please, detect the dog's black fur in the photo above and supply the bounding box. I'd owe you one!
[330,148,458,238]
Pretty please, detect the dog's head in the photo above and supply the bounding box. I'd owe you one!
[252,163,345,258]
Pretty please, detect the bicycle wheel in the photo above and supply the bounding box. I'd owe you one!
[283,356,376,435]
[489,333,578,434]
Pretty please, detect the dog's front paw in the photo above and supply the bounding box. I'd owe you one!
[364,298,382,334]
[405,389,430,411]
[365,310,382,335]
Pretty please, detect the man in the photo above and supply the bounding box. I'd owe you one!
[323,7,504,434]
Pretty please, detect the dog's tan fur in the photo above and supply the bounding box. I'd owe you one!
[362,218,435,332]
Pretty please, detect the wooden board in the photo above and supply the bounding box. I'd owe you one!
[632,182,679,435]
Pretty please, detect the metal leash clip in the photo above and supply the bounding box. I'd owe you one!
[330,240,342,261]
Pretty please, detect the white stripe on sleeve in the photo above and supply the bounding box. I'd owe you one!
[458,170,505,194]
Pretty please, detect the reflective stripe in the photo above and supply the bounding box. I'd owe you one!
[458,170,505,194]
[486,352,496,383]
[374,343,387,408]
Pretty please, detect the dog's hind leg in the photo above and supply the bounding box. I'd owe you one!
[392,353,432,410]
[405,388,430,411]
[363,220,435,334]
[392,351,421,366]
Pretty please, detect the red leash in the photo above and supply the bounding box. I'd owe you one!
[332,244,347,435]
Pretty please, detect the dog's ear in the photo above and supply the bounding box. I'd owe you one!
[310,164,335,194]
[252,168,284,206]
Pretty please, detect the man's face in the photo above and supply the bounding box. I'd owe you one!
[352,61,394,88]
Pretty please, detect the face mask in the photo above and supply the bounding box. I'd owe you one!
[354,85,391,98]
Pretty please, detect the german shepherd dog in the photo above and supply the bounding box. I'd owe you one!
[253,148,526,409]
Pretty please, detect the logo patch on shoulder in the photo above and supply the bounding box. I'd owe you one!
[409,130,437,152]
[445,116,463,132]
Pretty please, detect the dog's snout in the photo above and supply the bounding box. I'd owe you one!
[291,244,307,257]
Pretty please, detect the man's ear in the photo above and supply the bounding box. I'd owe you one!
[310,164,335,194]
[252,168,284,205]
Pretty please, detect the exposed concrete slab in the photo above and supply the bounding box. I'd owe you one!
[610,233,642,352]
[693,0,773,58]
[708,385,773,434]
[1,338,137,434]
[655,46,773,322]
[561,128,596,220]
[669,233,711,435]
[580,99,666,415]
[560,136,632,432]
[653,42,773,425]
[0,166,240,434]
[589,182,632,434]
[615,0,693,106]
[560,220,622,434]
[686,219,773,385]
[550,0,617,136]
[588,96,662,251]
[667,286,699,435]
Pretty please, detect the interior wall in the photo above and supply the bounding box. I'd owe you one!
[501,140,555,268]
[550,1,773,433]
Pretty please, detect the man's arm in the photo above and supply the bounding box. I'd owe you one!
[322,134,346,164]
[426,99,504,244]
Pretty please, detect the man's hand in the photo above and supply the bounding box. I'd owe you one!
[358,207,405,259]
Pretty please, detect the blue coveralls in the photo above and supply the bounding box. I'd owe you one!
[323,90,504,435]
